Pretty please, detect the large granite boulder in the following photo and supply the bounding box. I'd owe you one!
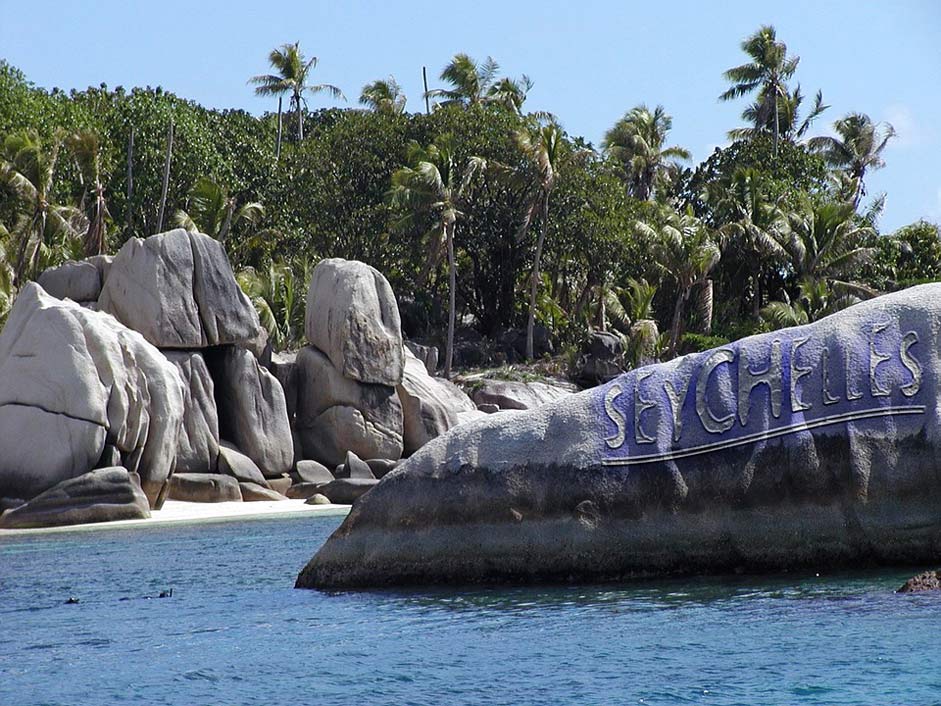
[305,258,404,386]
[0,467,150,529]
[163,351,220,473]
[217,442,269,486]
[0,284,184,507]
[295,346,403,467]
[37,258,107,304]
[470,378,573,411]
[298,285,941,588]
[98,229,263,351]
[398,349,478,453]
[208,346,294,477]
[167,473,242,503]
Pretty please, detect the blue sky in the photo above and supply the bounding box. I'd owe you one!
[2,0,939,231]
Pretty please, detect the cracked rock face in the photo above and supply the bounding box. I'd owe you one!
[295,345,403,467]
[0,283,185,506]
[298,285,941,588]
[163,351,220,474]
[398,349,477,454]
[305,258,404,387]
[98,229,263,352]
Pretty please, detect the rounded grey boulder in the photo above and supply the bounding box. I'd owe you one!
[299,285,941,588]
[304,258,404,386]
[0,467,150,530]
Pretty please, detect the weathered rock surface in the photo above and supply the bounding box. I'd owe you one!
[267,475,293,495]
[217,442,269,486]
[398,350,478,453]
[365,458,398,479]
[305,493,332,505]
[0,284,184,506]
[0,468,150,529]
[268,351,298,419]
[334,451,375,480]
[98,229,263,351]
[295,346,403,466]
[305,258,404,386]
[167,473,242,503]
[286,482,326,500]
[163,351,220,473]
[294,460,335,485]
[897,570,941,593]
[311,478,378,505]
[573,330,626,387]
[209,346,294,477]
[470,379,573,411]
[239,482,286,502]
[37,259,104,303]
[298,285,941,588]
[405,341,438,375]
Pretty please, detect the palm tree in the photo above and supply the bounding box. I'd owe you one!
[760,279,865,327]
[0,130,82,285]
[639,208,721,356]
[808,113,895,208]
[513,122,580,359]
[359,77,406,114]
[708,167,786,316]
[387,136,486,376]
[602,105,691,201]
[65,129,110,257]
[425,54,531,112]
[773,199,876,292]
[720,25,799,156]
[173,176,264,242]
[250,42,345,151]
[236,258,310,348]
[728,86,828,143]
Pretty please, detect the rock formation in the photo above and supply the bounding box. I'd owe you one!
[0,467,150,529]
[0,284,184,506]
[298,285,941,588]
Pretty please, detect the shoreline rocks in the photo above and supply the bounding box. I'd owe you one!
[298,285,941,588]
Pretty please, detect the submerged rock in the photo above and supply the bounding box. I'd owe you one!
[897,570,941,593]
[0,284,184,507]
[0,467,150,529]
[305,258,404,386]
[298,285,941,588]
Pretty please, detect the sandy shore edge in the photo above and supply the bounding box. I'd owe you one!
[0,499,350,537]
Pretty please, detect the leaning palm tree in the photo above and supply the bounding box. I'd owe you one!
[808,113,895,209]
[359,77,406,114]
[602,105,691,201]
[639,208,721,356]
[250,42,345,151]
[720,25,799,156]
[65,129,110,257]
[0,130,82,285]
[387,136,486,376]
[173,176,264,242]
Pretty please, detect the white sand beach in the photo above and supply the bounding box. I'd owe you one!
[0,499,350,537]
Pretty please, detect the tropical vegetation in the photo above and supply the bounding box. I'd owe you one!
[0,29,936,384]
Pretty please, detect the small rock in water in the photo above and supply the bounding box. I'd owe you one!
[897,570,941,593]
[65,597,79,605]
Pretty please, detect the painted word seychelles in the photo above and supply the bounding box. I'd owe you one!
[600,321,924,466]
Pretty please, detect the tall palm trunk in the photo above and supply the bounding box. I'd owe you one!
[275,96,283,160]
[219,200,235,242]
[669,287,687,356]
[444,220,457,378]
[772,84,780,157]
[526,191,550,360]
[295,90,304,142]
[84,185,106,257]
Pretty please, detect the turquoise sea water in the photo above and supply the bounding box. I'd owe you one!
[2,514,940,706]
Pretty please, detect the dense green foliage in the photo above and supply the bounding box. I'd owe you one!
[1,28,938,373]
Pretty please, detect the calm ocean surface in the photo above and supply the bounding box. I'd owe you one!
[2,513,940,706]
